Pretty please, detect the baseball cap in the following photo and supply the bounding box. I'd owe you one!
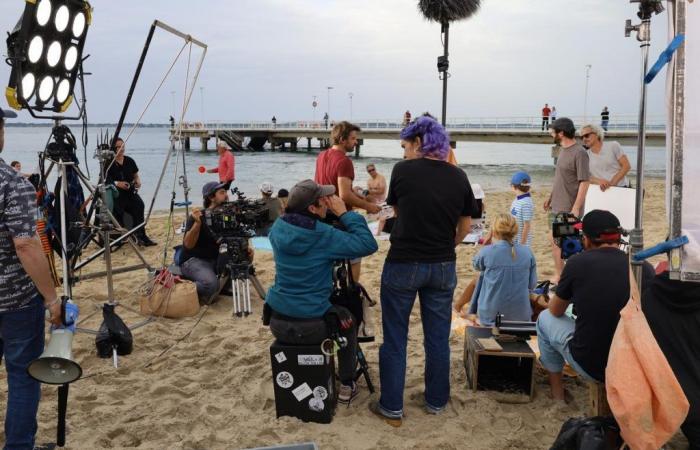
[259,182,274,194]
[202,181,230,198]
[511,171,531,186]
[287,179,335,212]
[582,210,622,240]
[0,107,18,120]
[549,117,576,135]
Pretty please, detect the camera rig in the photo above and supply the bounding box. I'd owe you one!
[552,213,584,259]
[203,188,271,317]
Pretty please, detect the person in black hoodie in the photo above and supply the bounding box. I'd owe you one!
[642,271,700,448]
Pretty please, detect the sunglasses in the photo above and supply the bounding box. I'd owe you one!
[581,132,594,139]
[367,168,376,173]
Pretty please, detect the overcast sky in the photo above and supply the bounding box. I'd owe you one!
[1,0,671,123]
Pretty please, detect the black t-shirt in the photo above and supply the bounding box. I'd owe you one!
[386,158,476,262]
[181,216,219,263]
[106,156,139,190]
[642,272,700,441]
[556,246,629,381]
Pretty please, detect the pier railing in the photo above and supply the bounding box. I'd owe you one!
[175,114,665,133]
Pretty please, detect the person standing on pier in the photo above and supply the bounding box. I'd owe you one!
[271,116,277,129]
[541,103,552,131]
[315,121,380,283]
[323,112,329,129]
[600,106,610,131]
[207,141,235,184]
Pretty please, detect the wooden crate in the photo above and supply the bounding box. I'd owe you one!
[463,326,536,401]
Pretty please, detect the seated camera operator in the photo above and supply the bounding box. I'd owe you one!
[265,179,378,404]
[181,181,238,304]
[536,210,629,402]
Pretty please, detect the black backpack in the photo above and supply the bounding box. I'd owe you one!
[550,416,623,450]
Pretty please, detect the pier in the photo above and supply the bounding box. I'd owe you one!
[170,115,666,156]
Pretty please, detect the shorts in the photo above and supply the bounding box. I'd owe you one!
[350,257,362,265]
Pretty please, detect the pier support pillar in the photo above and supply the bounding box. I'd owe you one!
[200,137,209,152]
[184,137,190,151]
[354,138,363,158]
[450,140,457,149]
[307,138,312,151]
[291,140,297,151]
[551,145,561,165]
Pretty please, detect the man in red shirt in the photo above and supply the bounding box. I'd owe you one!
[541,103,552,131]
[207,141,235,183]
[315,121,380,284]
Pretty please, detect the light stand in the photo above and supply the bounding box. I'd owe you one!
[625,0,665,290]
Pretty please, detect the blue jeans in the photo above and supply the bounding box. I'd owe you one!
[0,295,45,450]
[181,257,219,303]
[378,261,457,418]
[536,310,596,382]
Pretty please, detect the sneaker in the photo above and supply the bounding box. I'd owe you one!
[338,382,358,404]
[368,400,402,428]
[424,402,446,415]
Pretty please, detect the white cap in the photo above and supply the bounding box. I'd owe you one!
[471,183,485,200]
[259,182,274,194]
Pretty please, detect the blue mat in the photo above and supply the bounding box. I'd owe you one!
[252,236,273,251]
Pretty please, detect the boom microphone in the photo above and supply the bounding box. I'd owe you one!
[418,0,481,23]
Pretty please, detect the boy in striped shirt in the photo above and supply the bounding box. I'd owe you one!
[510,171,534,246]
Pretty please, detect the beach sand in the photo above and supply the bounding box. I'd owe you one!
[0,180,689,449]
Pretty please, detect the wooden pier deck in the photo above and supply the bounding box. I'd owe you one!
[169,115,666,155]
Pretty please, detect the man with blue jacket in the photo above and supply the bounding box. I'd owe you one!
[266,179,378,404]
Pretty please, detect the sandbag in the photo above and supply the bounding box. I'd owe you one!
[95,304,133,358]
[550,416,622,450]
[139,269,199,319]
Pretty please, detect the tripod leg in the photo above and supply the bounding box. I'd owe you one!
[231,277,236,317]
[250,274,266,299]
[235,279,242,317]
[244,279,252,316]
[355,346,374,394]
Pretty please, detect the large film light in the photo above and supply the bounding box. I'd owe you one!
[5,0,92,114]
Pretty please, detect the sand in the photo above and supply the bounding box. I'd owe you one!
[0,180,689,449]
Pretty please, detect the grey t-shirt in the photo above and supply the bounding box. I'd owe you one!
[0,158,39,313]
[551,143,590,213]
[587,141,629,187]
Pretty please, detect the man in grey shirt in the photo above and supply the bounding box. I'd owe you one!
[544,118,590,283]
[580,124,631,191]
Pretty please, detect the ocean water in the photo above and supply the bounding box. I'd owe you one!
[2,126,666,211]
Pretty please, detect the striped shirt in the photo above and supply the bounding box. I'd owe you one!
[0,158,39,313]
[510,193,534,246]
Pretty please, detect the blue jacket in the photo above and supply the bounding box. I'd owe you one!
[266,211,378,319]
[471,240,537,326]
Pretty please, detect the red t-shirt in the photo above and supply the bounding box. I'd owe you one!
[315,148,354,207]
[542,107,551,117]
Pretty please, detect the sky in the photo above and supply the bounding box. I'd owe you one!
[0,0,671,124]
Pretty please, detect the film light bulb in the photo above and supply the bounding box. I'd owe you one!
[64,46,78,71]
[36,0,52,27]
[72,12,86,38]
[28,36,44,64]
[22,73,36,99]
[38,76,54,102]
[56,79,70,103]
[55,5,69,33]
[47,41,62,67]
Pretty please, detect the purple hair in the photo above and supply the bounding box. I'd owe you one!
[399,116,450,160]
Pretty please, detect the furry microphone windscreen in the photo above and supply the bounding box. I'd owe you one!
[418,0,481,23]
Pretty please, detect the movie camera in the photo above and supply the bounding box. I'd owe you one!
[204,188,271,317]
[204,187,271,238]
[552,213,584,259]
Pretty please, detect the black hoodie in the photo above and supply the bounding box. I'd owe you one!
[642,271,700,446]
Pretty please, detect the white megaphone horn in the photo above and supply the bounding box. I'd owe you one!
[27,300,82,385]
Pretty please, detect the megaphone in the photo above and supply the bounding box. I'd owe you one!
[27,301,82,385]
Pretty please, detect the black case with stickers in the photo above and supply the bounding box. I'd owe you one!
[270,340,337,423]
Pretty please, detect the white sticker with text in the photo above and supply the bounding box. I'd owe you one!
[298,354,324,366]
[292,383,313,402]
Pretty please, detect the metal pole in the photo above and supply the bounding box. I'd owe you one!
[631,18,652,288]
[200,86,205,124]
[583,64,592,122]
[349,92,354,120]
[327,87,333,122]
[441,22,450,127]
[58,159,72,299]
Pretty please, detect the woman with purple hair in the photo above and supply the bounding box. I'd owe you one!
[370,115,478,426]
